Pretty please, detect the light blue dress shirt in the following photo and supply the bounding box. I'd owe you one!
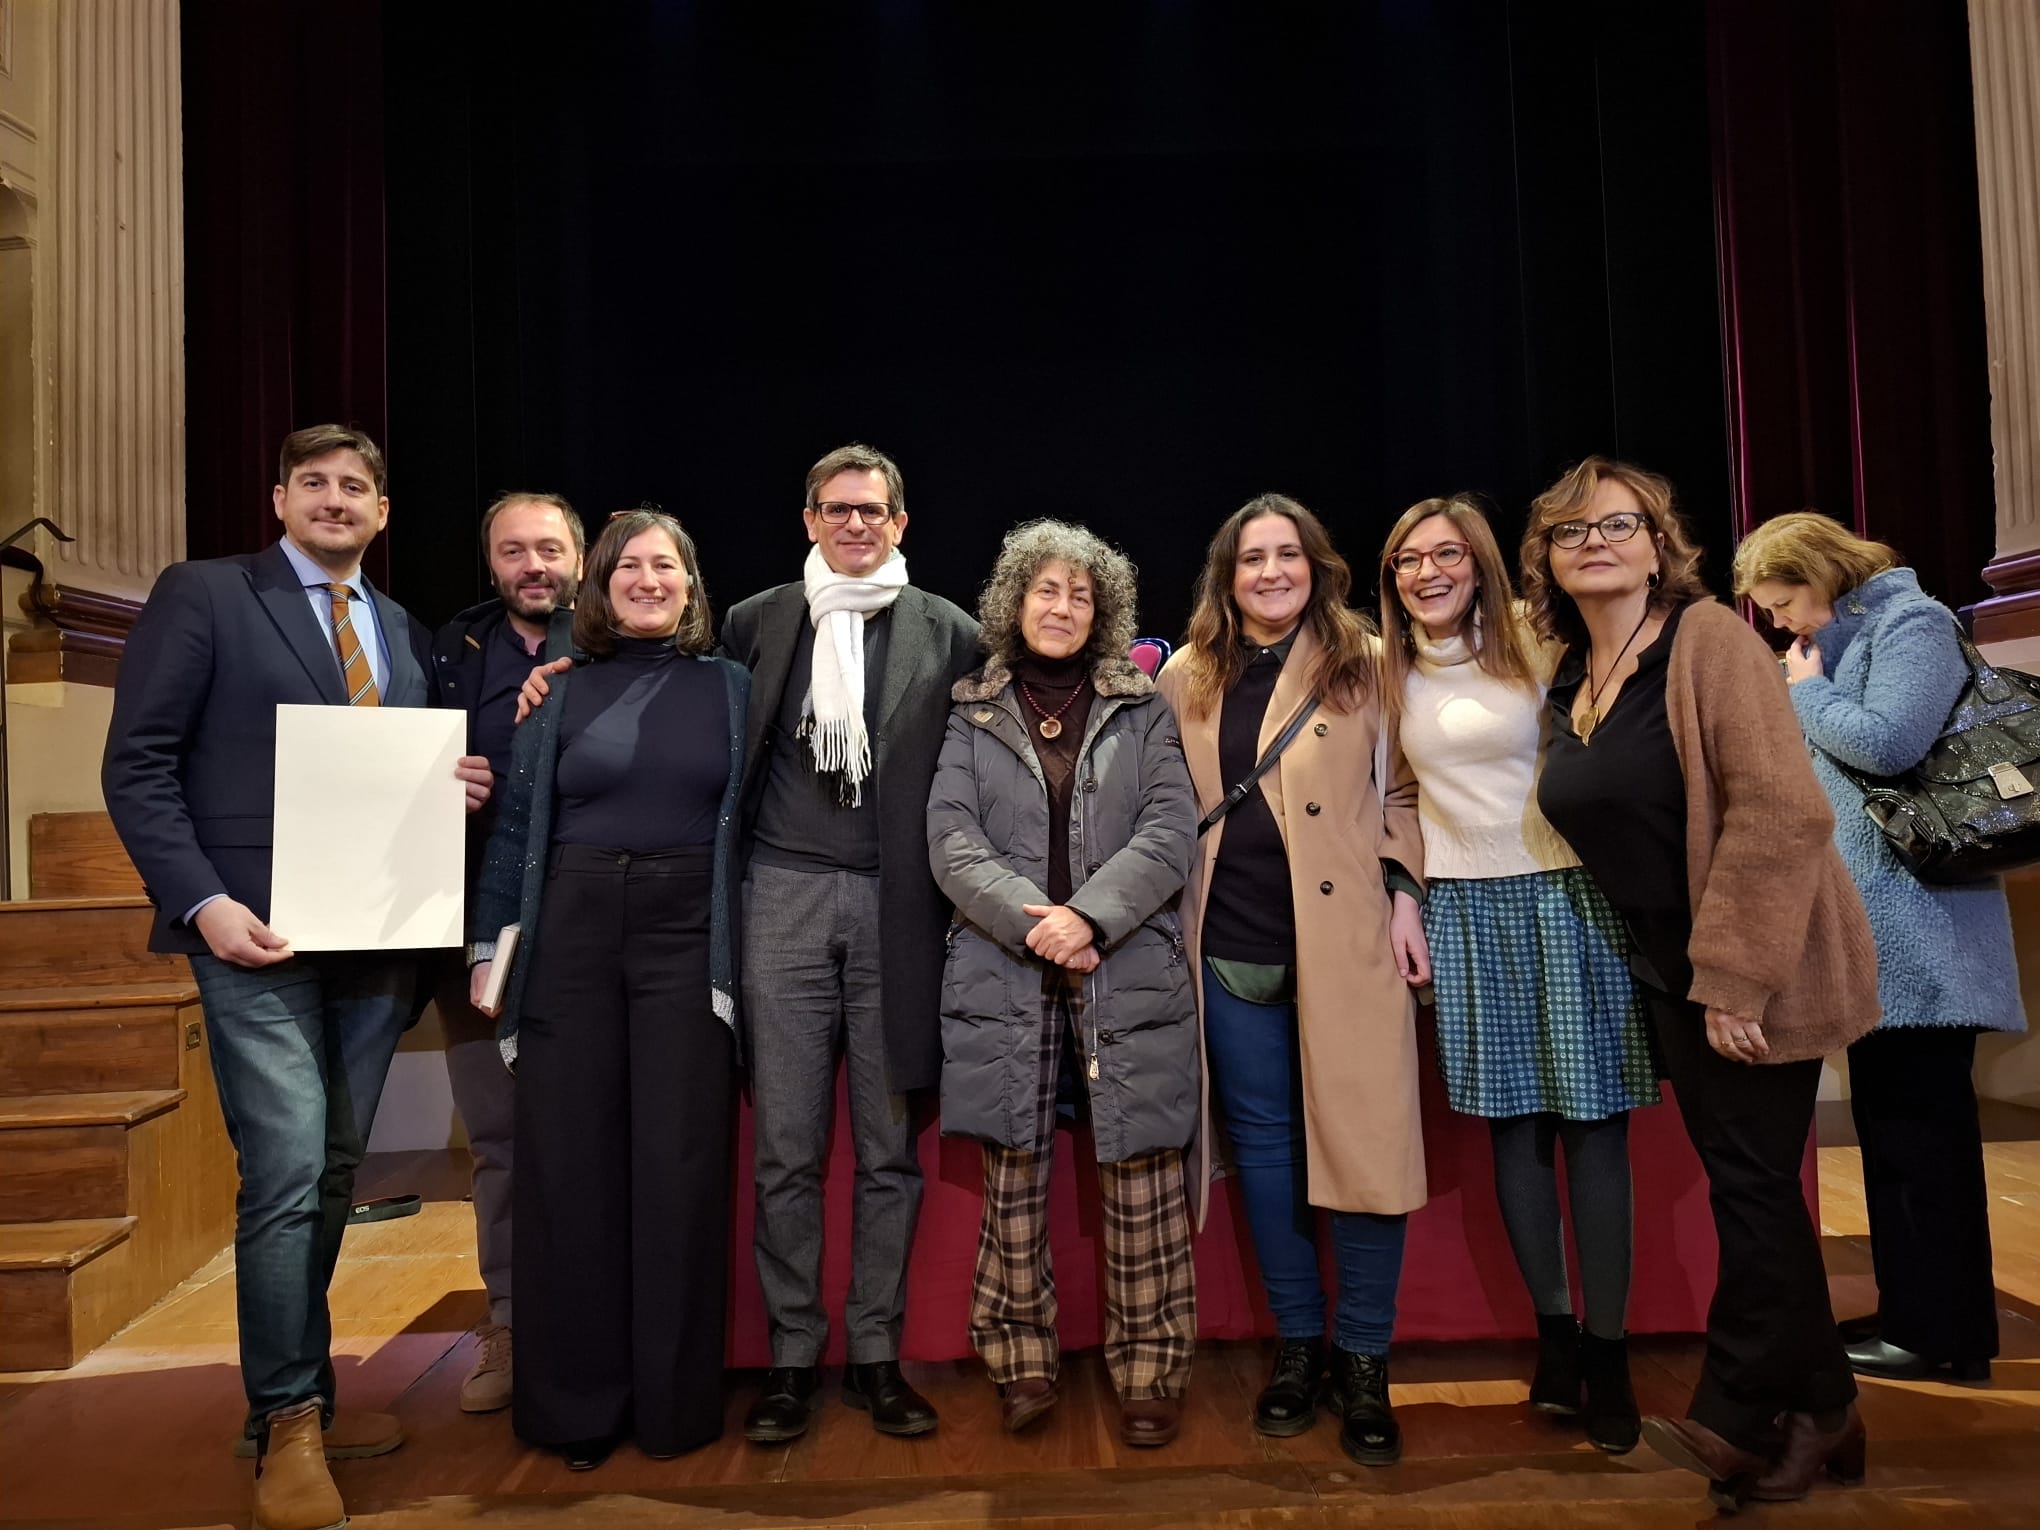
[183,538,395,927]
[276,535,391,696]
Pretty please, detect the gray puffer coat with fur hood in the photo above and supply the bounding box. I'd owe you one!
[926,657,1199,1162]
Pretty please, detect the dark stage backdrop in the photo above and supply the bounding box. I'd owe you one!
[375,2,1728,635]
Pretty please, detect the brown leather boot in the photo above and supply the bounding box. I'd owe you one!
[253,1400,347,1530]
[1640,1414,1772,1513]
[1750,1402,1866,1502]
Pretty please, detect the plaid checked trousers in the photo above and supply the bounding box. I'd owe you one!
[969,975,1197,1400]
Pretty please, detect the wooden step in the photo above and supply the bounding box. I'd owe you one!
[0,1216,137,1270]
[0,1091,186,1223]
[0,1033,234,1370]
[0,897,185,986]
[0,983,201,1096]
[29,811,144,898]
[0,1218,139,1372]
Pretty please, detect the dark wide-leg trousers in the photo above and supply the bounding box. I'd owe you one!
[1848,1024,2000,1361]
[1647,993,1855,1452]
[512,844,734,1456]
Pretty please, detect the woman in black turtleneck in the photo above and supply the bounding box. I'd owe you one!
[928,519,1200,1448]
[469,510,749,1469]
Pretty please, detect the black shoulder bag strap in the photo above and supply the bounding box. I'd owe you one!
[1197,694,1322,837]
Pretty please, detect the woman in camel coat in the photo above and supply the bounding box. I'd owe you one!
[1156,493,1429,1468]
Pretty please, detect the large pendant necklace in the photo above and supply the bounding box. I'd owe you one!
[1020,679,1083,739]
[1576,606,1652,747]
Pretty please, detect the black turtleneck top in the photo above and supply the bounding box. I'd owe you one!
[1014,648,1095,904]
[553,635,729,851]
[1204,629,1299,965]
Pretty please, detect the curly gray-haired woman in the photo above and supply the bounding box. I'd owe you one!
[926,519,1201,1446]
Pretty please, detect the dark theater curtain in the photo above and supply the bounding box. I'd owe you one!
[381,1,1729,632]
[181,0,391,590]
[1708,0,1993,609]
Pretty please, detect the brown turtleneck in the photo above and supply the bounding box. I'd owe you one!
[1014,648,1095,903]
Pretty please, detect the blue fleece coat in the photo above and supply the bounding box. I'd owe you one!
[1788,567,2025,1034]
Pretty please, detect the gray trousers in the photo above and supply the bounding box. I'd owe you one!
[743,863,922,1366]
[439,970,514,1328]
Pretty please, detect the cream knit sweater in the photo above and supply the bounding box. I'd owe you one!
[1397,627,1576,879]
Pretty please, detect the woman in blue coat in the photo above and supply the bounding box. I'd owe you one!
[1736,513,2025,1384]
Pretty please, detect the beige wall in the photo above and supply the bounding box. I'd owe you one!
[1969,0,2040,1104]
[1,1,183,899]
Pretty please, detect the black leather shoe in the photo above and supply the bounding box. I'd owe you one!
[1845,1338,1990,1383]
[1253,1337,1325,1437]
[561,1436,616,1471]
[1578,1332,1640,1455]
[743,1366,821,1443]
[842,1359,938,1436]
[1835,1311,1880,1346]
[1328,1347,1401,1466]
[1528,1314,1581,1416]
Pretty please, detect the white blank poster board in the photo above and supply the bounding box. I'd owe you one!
[268,705,467,951]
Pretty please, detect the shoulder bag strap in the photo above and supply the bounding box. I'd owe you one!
[1197,694,1322,837]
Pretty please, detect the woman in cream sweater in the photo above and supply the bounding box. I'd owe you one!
[1378,495,1655,1455]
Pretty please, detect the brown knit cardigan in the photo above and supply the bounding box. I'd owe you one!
[1664,598,1880,1063]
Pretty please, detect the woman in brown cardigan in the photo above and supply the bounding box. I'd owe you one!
[1522,457,1879,1513]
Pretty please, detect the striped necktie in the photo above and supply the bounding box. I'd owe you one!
[325,584,381,707]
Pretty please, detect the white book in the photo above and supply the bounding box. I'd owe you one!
[479,923,522,1013]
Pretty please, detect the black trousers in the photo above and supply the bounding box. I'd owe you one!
[1647,994,1854,1450]
[1848,1025,1998,1360]
[513,844,733,1456]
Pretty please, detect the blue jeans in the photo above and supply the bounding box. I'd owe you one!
[190,951,415,1435]
[1201,962,1407,1355]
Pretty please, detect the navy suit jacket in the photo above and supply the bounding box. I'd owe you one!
[101,540,435,954]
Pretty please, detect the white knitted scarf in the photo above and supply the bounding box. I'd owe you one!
[800,545,908,805]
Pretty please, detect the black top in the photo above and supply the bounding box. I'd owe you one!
[1014,649,1095,905]
[554,637,730,851]
[1538,602,1692,998]
[1203,630,1300,965]
[751,608,890,875]
[471,614,543,789]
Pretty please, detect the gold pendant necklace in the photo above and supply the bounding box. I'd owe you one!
[1020,678,1082,740]
[1576,606,1652,747]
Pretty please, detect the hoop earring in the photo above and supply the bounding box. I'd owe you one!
[1647,570,1662,589]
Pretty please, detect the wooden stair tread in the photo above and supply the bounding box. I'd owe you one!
[0,982,199,1011]
[0,1216,137,1270]
[0,896,155,914]
[0,1090,187,1130]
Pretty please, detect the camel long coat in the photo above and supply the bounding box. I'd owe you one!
[1157,624,1429,1225]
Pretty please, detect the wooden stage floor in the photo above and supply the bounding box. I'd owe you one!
[3,1108,2037,1529]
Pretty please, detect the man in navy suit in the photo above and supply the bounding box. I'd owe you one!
[101,425,490,1530]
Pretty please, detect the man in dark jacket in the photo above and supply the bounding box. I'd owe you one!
[717,443,980,1443]
[428,492,584,1417]
[100,426,493,1530]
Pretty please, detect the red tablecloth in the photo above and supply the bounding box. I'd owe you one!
[725,1017,1815,1362]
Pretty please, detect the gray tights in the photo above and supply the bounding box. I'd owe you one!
[1489,1112,1633,1340]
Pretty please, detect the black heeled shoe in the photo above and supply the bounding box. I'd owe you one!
[1578,1331,1640,1455]
[1528,1314,1581,1416]
[561,1436,616,1471]
[1253,1336,1326,1437]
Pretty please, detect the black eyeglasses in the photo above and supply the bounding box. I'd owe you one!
[1548,511,1652,549]
[812,501,896,526]
[1387,542,1471,576]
